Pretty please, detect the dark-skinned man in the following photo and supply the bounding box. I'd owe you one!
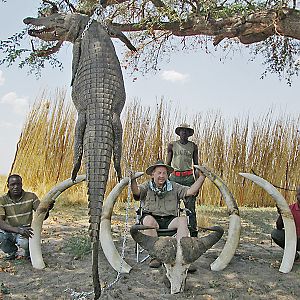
[0,174,51,260]
[167,123,201,238]
[271,186,300,261]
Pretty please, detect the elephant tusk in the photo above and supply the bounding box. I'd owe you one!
[210,214,240,271]
[239,173,297,273]
[30,175,86,269]
[100,172,144,273]
[196,165,241,271]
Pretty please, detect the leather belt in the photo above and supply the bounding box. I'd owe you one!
[173,170,193,177]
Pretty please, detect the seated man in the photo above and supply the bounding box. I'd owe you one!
[131,160,205,268]
[0,174,51,260]
[271,186,300,261]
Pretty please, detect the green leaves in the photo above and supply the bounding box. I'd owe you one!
[0,29,63,77]
[0,29,28,66]
[1,1,300,83]
[251,36,300,85]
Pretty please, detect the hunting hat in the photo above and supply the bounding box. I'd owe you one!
[145,160,174,175]
[175,123,194,136]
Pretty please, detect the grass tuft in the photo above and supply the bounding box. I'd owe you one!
[64,234,91,259]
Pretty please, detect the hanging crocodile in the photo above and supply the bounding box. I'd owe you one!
[23,5,136,300]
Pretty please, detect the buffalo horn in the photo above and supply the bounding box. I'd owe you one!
[130,224,178,264]
[181,226,224,264]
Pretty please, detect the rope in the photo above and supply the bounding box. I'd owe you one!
[64,288,93,300]
[81,1,107,40]
[250,169,297,192]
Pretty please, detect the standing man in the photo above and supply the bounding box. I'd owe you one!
[0,174,48,260]
[167,123,201,237]
[271,186,300,261]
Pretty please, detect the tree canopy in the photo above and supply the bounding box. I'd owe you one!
[1,0,300,84]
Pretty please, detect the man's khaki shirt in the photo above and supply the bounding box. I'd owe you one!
[0,190,40,227]
[137,181,189,217]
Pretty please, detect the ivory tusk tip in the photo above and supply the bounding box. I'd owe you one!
[121,266,132,273]
[279,268,290,274]
[72,174,86,183]
[238,173,255,180]
[123,172,144,183]
[210,264,225,271]
[33,265,46,270]
[133,172,144,178]
[194,165,205,170]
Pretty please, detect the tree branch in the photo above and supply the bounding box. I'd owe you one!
[112,8,300,45]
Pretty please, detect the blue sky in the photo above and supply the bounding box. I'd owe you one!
[1,1,300,175]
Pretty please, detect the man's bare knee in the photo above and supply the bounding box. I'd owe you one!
[142,215,159,237]
[168,216,188,230]
[143,215,159,228]
[177,216,188,226]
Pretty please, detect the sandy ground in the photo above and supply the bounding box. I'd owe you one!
[1,206,300,300]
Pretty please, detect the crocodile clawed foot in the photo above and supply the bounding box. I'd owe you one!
[113,166,122,182]
[116,172,122,183]
[71,162,81,182]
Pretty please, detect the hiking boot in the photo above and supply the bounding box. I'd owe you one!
[149,258,162,268]
[3,252,17,261]
[24,250,30,260]
[189,229,198,237]
[16,253,30,260]
[187,263,197,273]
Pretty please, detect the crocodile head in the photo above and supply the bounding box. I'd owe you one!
[23,13,87,55]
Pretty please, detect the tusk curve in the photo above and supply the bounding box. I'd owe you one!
[30,175,86,269]
[100,172,144,273]
[239,173,297,273]
[196,165,241,271]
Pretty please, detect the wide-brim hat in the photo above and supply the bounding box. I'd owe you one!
[145,160,174,175]
[175,123,194,136]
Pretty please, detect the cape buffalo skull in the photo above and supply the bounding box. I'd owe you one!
[130,224,224,294]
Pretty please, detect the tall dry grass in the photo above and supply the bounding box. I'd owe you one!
[8,89,86,203]
[0,175,6,193]
[7,90,300,207]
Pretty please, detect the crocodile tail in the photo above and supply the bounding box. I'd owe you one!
[84,107,114,241]
[85,109,113,300]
